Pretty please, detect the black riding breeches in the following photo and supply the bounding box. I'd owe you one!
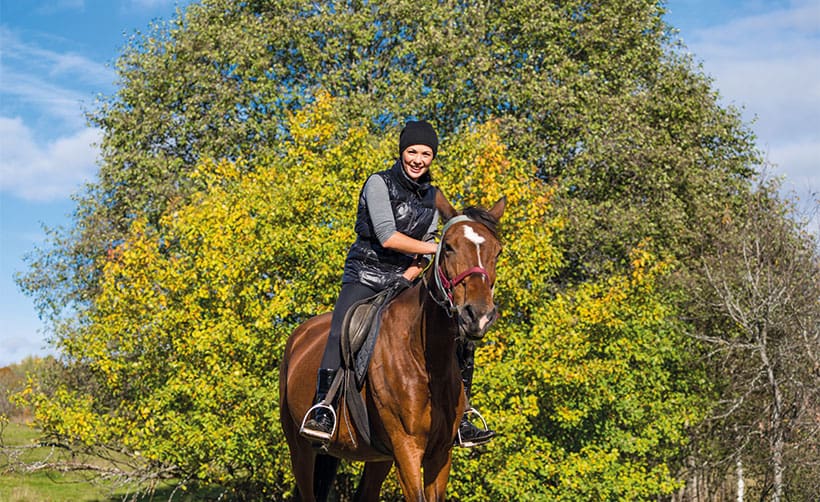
[319,282,380,369]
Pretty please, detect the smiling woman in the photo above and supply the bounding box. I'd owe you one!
[300,119,497,450]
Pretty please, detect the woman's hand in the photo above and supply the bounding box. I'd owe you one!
[402,255,432,281]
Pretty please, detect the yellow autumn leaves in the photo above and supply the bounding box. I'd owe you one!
[18,93,695,499]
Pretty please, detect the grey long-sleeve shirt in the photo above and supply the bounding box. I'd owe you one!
[363,175,439,246]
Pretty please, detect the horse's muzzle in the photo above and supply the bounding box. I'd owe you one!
[457,303,498,340]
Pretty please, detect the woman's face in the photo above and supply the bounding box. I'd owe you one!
[401,144,434,181]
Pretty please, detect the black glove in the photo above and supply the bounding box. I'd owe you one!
[392,275,414,291]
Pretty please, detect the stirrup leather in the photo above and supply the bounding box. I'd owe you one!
[456,407,492,447]
[299,403,338,441]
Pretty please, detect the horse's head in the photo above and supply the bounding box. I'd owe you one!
[432,191,506,341]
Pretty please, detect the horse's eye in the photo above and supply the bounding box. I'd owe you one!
[443,242,455,255]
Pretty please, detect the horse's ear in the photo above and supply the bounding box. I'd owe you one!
[488,196,506,222]
[435,189,459,222]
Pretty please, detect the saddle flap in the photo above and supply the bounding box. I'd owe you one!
[340,280,410,387]
[340,294,381,369]
[348,302,378,353]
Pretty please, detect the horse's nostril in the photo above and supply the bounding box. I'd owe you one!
[460,304,496,328]
[464,305,478,323]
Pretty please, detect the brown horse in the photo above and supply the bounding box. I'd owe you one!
[279,193,505,501]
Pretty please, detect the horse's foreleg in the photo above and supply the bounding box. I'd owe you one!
[423,452,453,501]
[393,445,427,501]
[284,432,318,501]
[353,460,393,502]
[282,401,317,501]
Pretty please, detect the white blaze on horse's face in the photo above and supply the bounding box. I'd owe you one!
[463,225,486,275]
[462,224,496,334]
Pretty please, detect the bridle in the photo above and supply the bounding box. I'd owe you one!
[431,215,491,313]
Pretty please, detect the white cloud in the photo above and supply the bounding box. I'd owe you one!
[682,0,820,193]
[0,27,114,89]
[0,28,111,201]
[766,141,820,198]
[0,117,100,201]
[697,0,819,43]
[1,71,95,128]
[0,27,113,129]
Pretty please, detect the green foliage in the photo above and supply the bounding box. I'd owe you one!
[0,357,57,421]
[19,95,369,496]
[15,0,794,498]
[445,244,701,501]
[17,96,703,499]
[550,54,760,282]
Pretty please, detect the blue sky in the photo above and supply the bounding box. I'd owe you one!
[1,0,818,367]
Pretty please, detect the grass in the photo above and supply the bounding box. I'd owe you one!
[0,421,215,501]
[1,472,129,502]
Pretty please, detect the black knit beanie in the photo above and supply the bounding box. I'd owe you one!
[399,120,438,157]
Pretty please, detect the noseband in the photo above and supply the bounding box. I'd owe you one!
[432,215,491,312]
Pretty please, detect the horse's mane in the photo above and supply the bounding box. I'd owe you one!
[462,206,500,236]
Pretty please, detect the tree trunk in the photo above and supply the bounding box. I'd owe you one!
[736,458,744,502]
[759,339,784,502]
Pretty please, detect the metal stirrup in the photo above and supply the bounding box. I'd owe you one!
[299,403,338,441]
[456,407,491,446]
[299,370,344,441]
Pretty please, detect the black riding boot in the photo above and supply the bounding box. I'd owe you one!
[300,368,339,444]
[456,341,496,448]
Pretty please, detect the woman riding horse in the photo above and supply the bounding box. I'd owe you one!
[280,193,505,500]
[300,120,495,448]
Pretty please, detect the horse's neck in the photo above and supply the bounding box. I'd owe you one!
[417,284,459,373]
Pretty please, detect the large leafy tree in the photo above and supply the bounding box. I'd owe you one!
[21,97,368,496]
[17,0,809,498]
[21,0,757,310]
[19,95,703,500]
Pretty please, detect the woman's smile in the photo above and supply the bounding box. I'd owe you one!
[401,144,434,180]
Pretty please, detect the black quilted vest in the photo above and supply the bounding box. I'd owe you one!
[342,160,438,290]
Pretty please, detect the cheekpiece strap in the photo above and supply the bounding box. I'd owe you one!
[433,215,475,310]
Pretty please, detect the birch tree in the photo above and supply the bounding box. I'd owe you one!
[689,180,820,501]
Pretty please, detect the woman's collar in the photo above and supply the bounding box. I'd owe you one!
[392,158,432,192]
